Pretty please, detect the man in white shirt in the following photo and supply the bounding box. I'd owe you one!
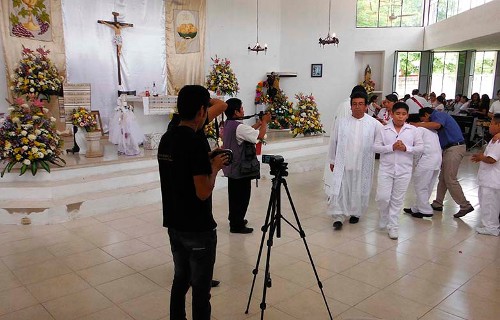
[373,102,424,240]
[326,91,383,230]
[489,89,500,118]
[406,89,430,114]
[222,98,271,234]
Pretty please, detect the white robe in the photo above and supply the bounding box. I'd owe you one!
[325,115,382,220]
[117,110,143,156]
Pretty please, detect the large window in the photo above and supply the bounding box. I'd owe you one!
[470,51,497,96]
[357,0,424,27]
[430,52,459,98]
[428,0,494,25]
[395,51,422,96]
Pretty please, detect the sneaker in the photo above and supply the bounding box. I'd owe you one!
[476,227,500,236]
[453,205,474,218]
[403,208,414,214]
[410,212,433,219]
[349,216,360,224]
[333,221,343,230]
[388,228,398,240]
[431,203,443,211]
[230,226,254,234]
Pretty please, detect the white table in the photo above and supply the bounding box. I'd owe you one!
[120,95,177,135]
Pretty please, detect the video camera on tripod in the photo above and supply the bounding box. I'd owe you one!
[262,154,288,177]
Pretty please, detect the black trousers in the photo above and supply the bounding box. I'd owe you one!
[168,228,217,320]
[227,177,252,229]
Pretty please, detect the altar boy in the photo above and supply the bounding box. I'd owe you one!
[471,114,500,236]
[374,102,424,240]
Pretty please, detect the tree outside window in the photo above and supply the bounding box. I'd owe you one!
[357,0,423,28]
[396,51,421,96]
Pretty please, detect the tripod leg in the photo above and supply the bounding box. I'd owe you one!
[245,178,279,314]
[282,179,334,320]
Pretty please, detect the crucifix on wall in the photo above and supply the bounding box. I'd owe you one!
[98,12,133,86]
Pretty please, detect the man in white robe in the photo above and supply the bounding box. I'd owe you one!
[326,91,383,230]
[324,85,368,196]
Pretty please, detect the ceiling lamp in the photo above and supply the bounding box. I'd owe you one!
[319,0,339,47]
[248,0,267,54]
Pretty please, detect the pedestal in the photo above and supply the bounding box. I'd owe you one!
[85,131,103,158]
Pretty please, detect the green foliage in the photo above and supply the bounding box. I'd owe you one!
[398,52,421,76]
[40,11,50,23]
[13,0,21,8]
[18,8,29,18]
[356,0,423,27]
[9,13,19,25]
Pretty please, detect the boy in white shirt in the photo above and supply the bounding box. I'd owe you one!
[471,114,500,236]
[404,115,442,218]
[374,102,424,239]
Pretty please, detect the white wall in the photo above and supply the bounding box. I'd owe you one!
[278,0,423,134]
[205,0,281,116]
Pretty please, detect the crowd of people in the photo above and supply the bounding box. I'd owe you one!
[156,84,500,319]
[326,85,500,240]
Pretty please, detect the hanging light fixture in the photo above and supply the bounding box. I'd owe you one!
[319,0,339,47]
[248,0,267,54]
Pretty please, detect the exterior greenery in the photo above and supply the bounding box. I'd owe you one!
[356,0,423,28]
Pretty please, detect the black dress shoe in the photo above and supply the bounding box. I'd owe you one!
[230,226,253,234]
[211,280,220,287]
[410,212,433,218]
[349,216,359,224]
[333,221,343,230]
[403,208,414,214]
[431,204,443,211]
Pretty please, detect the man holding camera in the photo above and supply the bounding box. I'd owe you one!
[223,98,271,233]
[158,85,228,320]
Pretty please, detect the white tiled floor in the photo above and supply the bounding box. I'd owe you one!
[0,156,499,319]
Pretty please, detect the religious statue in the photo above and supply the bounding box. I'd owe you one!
[361,65,375,94]
[98,12,133,85]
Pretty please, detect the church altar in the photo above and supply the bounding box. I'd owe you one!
[119,95,177,135]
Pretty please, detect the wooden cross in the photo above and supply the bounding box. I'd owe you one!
[98,12,133,86]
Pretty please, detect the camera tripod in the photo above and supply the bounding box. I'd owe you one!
[244,163,333,320]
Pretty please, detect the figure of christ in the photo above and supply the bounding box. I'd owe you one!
[98,12,133,85]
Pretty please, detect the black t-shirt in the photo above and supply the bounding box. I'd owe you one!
[158,125,215,232]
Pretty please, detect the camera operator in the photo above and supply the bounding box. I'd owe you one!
[222,98,271,233]
[158,85,228,320]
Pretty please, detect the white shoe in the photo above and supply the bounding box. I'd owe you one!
[388,228,398,240]
[476,227,499,236]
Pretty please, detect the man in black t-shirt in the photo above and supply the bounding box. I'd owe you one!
[158,85,227,320]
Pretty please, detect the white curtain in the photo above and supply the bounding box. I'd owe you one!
[62,0,166,130]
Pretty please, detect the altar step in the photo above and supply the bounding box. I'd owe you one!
[0,136,328,224]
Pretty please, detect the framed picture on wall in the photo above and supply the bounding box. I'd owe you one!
[311,64,323,77]
[91,111,104,136]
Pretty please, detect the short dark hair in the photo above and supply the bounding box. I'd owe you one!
[419,107,434,117]
[369,95,378,103]
[225,98,243,119]
[385,94,398,103]
[492,113,500,123]
[350,91,368,105]
[177,85,210,121]
[412,89,419,95]
[350,85,367,96]
[392,102,409,113]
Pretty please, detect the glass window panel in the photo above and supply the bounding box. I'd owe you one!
[401,0,423,26]
[428,0,439,24]
[396,52,421,96]
[472,51,497,96]
[378,1,392,27]
[356,0,378,27]
[458,0,471,14]
[447,0,459,16]
[437,1,448,22]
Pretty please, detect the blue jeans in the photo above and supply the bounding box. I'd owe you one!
[168,228,217,320]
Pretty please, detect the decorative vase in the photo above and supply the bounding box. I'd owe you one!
[84,131,103,158]
[74,128,87,154]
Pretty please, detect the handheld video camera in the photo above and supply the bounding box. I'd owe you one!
[210,149,233,165]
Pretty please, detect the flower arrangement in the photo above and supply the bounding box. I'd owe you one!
[10,46,63,98]
[264,90,294,129]
[204,120,222,147]
[205,55,239,96]
[71,107,98,132]
[255,80,267,104]
[0,97,65,177]
[361,79,375,94]
[290,93,325,137]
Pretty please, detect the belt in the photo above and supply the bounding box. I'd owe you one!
[443,141,465,150]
